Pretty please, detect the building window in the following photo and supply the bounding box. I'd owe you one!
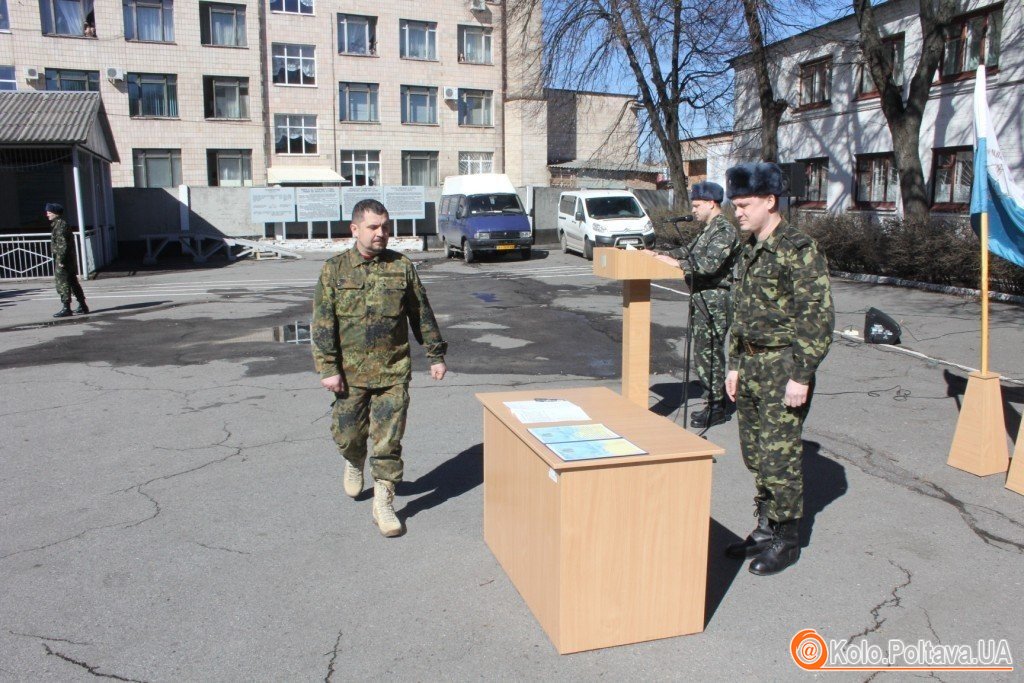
[338,14,375,55]
[400,20,436,61]
[200,2,246,47]
[207,149,252,186]
[0,65,15,90]
[133,149,181,187]
[855,154,899,208]
[45,68,100,91]
[797,157,829,206]
[932,147,972,209]
[40,0,96,37]
[1,0,10,30]
[272,44,315,86]
[458,89,492,126]
[123,0,173,42]
[275,114,317,154]
[942,6,1001,78]
[459,25,492,64]
[340,150,380,186]
[459,152,493,175]
[687,158,708,181]
[204,76,249,119]
[339,82,378,122]
[270,0,311,15]
[127,73,178,117]
[402,151,438,186]
[401,86,437,125]
[856,35,904,96]
[799,57,831,107]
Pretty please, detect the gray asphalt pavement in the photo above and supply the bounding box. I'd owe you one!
[1,247,1022,681]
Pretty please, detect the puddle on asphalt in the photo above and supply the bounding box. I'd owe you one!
[275,321,311,344]
[472,292,499,303]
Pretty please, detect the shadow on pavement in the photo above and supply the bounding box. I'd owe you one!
[943,368,1024,442]
[398,443,483,519]
[801,440,847,549]
[649,380,705,418]
[706,519,743,627]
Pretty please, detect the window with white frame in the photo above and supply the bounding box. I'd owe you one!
[39,0,96,37]
[338,13,375,55]
[340,150,380,186]
[272,44,315,85]
[458,25,492,64]
[200,2,246,47]
[133,149,181,187]
[931,147,972,208]
[942,5,1001,78]
[401,85,437,125]
[400,20,436,60]
[270,0,312,15]
[796,157,829,205]
[0,65,15,90]
[204,76,249,119]
[854,154,899,208]
[339,82,378,122]
[459,89,492,126]
[124,0,174,42]
[45,68,99,91]
[207,149,252,186]
[0,0,10,30]
[402,151,438,186]
[127,73,178,117]
[856,35,904,96]
[799,57,831,107]
[459,152,493,175]
[275,114,317,154]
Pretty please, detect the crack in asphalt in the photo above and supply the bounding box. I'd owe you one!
[324,631,343,682]
[194,542,251,555]
[9,631,92,646]
[42,643,149,682]
[812,429,1024,554]
[847,557,913,644]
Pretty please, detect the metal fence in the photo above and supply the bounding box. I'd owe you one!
[0,226,117,281]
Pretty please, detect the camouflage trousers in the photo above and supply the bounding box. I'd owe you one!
[54,259,85,305]
[691,288,730,402]
[331,383,410,483]
[735,349,813,522]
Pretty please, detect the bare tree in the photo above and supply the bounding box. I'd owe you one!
[518,0,736,211]
[853,0,957,222]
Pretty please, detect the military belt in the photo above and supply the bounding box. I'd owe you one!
[740,339,788,355]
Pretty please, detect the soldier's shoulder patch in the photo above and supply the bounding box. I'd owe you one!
[783,229,813,250]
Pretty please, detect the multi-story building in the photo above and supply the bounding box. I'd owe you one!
[729,0,1021,216]
[0,0,556,190]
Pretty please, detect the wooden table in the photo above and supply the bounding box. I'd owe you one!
[476,386,724,654]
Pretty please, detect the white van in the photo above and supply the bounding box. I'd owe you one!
[556,190,656,260]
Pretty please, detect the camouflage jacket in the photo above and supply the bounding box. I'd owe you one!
[51,216,74,265]
[312,247,447,388]
[728,218,834,384]
[667,214,739,291]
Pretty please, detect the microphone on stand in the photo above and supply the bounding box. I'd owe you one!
[666,215,695,222]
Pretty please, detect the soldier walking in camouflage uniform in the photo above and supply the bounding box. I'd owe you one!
[649,182,738,428]
[47,203,88,318]
[723,162,833,575]
[312,199,448,537]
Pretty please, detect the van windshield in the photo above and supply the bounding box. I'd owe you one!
[467,193,524,215]
[585,196,644,219]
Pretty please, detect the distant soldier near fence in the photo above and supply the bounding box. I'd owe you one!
[47,203,88,318]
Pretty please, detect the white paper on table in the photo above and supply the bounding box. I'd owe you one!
[502,400,591,424]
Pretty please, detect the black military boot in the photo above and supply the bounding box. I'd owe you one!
[53,304,73,318]
[690,400,730,428]
[725,500,772,559]
[75,300,89,314]
[749,520,801,576]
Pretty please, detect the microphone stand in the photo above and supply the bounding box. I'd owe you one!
[666,218,701,430]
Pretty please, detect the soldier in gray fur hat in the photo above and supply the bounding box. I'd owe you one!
[722,162,834,575]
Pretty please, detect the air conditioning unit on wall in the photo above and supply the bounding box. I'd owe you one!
[24,66,41,82]
[469,0,486,10]
[443,86,459,101]
[106,66,125,82]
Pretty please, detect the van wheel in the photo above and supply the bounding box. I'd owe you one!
[520,248,531,260]
[442,236,454,258]
[559,232,569,254]
[463,241,476,264]
[584,237,594,261]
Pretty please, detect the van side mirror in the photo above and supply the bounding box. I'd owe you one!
[575,210,584,221]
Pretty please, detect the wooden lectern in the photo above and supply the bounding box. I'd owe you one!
[592,247,686,407]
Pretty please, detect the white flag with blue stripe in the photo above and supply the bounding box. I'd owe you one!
[971,66,1024,268]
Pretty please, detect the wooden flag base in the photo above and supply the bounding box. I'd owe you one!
[947,371,1010,476]
[1006,419,1024,495]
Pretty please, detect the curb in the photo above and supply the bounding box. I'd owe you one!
[833,270,1024,305]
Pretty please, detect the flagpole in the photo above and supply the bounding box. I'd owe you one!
[980,209,989,374]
